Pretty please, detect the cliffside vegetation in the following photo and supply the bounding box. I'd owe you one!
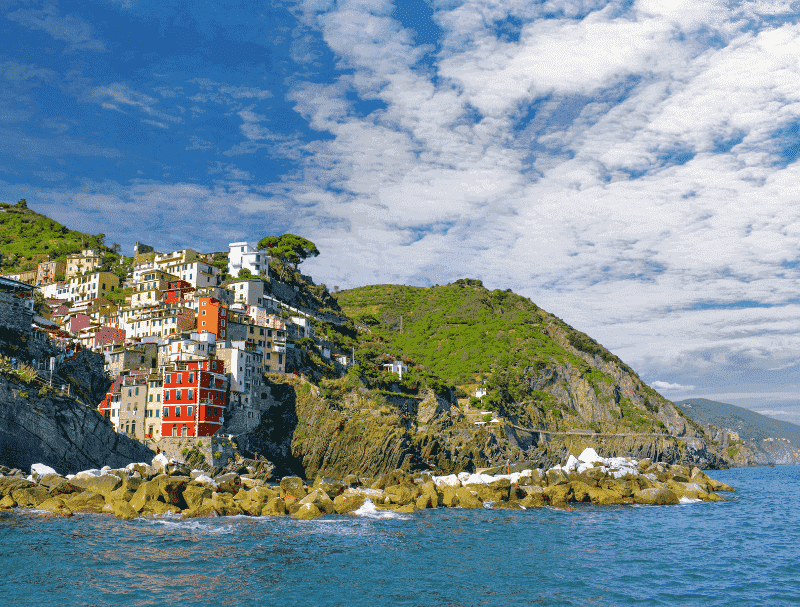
[0,199,124,276]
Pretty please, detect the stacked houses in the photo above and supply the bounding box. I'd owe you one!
[5,241,343,446]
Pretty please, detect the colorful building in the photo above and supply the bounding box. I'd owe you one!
[162,280,195,305]
[36,260,66,285]
[197,296,229,339]
[161,359,227,437]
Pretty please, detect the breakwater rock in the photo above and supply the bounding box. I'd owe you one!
[0,448,733,519]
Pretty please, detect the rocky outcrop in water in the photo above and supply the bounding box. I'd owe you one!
[0,448,734,520]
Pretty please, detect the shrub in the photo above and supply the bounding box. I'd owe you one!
[482,413,492,422]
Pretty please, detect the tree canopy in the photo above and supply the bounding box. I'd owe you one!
[258,234,319,280]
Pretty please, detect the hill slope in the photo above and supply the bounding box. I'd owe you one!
[675,398,800,444]
[314,280,730,471]
[0,199,112,273]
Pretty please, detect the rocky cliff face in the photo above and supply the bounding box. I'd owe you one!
[0,326,153,475]
[0,375,154,475]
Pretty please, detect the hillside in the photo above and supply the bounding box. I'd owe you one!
[0,199,114,273]
[675,398,800,444]
[294,279,732,472]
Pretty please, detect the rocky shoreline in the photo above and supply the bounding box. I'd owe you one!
[0,449,734,520]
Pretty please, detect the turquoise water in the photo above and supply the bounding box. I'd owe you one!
[1,467,799,606]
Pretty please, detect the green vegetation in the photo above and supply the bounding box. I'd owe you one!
[330,280,678,436]
[258,234,319,281]
[0,199,120,273]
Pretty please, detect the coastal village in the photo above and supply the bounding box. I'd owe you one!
[0,235,361,456]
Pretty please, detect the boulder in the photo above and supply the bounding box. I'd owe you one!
[158,476,189,507]
[280,476,307,499]
[31,463,58,478]
[183,485,213,510]
[487,478,511,501]
[183,500,220,518]
[493,500,524,510]
[37,497,73,517]
[333,493,365,515]
[384,483,419,505]
[543,484,572,506]
[11,486,50,507]
[633,488,680,505]
[0,477,35,497]
[214,473,242,495]
[313,477,344,498]
[519,486,546,508]
[571,481,594,503]
[0,495,16,508]
[211,492,243,516]
[129,479,164,512]
[65,491,106,513]
[415,494,433,509]
[107,499,138,520]
[454,487,482,509]
[46,480,82,497]
[291,503,322,520]
[546,468,570,486]
[262,497,287,516]
[587,486,624,505]
[166,462,191,477]
[70,474,122,498]
[440,485,459,507]
[299,489,335,514]
[37,473,67,489]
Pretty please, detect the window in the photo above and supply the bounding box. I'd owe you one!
[135,386,139,396]
[188,389,194,400]
[175,407,181,417]
[189,373,194,383]
[156,408,160,417]
[157,394,161,402]
[164,390,170,400]
[149,394,152,402]
[187,406,193,416]
[127,388,132,397]
[176,390,182,400]
[177,373,182,383]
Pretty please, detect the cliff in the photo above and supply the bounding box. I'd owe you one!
[238,281,733,479]
[0,375,154,475]
[0,327,153,474]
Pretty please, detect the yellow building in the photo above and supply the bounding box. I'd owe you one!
[65,249,103,279]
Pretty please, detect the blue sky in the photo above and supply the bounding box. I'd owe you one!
[4,0,800,423]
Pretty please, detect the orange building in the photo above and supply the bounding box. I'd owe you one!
[197,296,229,339]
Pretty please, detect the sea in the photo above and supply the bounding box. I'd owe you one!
[1,466,798,607]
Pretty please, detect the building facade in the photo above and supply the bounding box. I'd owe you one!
[161,359,227,437]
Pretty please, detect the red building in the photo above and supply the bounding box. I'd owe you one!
[162,280,195,305]
[198,296,229,339]
[161,359,227,437]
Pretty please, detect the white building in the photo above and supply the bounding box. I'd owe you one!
[66,271,120,303]
[228,242,266,278]
[41,281,69,300]
[154,249,220,289]
[383,361,408,379]
[157,331,217,365]
[226,278,266,307]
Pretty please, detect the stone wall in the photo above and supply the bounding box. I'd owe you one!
[155,435,238,468]
[0,291,33,334]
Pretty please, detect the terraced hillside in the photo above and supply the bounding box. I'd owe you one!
[0,199,114,273]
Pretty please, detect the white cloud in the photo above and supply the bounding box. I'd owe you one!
[91,83,183,125]
[652,381,695,391]
[7,3,106,52]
